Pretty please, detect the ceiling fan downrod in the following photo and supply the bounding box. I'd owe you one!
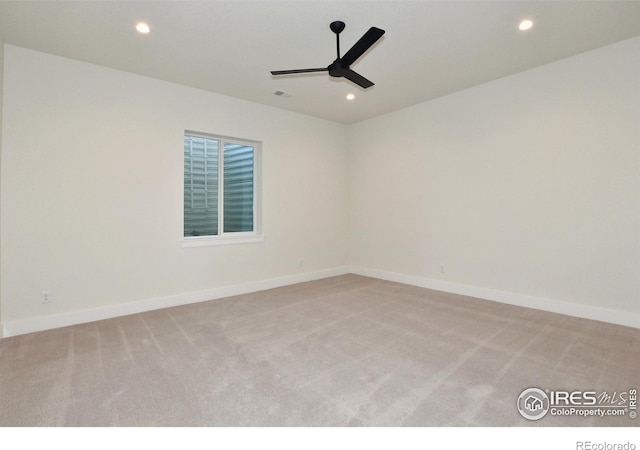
[330,20,346,59]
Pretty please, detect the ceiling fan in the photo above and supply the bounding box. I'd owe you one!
[270,21,385,89]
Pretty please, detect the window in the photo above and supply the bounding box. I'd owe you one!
[183,131,262,246]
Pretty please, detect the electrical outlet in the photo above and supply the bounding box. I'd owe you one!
[298,258,304,267]
[439,264,446,274]
[41,291,52,303]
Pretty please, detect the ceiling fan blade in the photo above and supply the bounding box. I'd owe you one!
[271,68,328,75]
[341,27,385,66]
[342,69,374,89]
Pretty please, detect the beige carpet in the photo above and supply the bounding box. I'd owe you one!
[0,274,638,426]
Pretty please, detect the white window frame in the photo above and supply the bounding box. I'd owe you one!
[182,131,263,247]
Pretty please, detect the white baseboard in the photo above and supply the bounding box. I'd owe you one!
[1,266,350,338]
[2,264,638,338]
[350,266,640,329]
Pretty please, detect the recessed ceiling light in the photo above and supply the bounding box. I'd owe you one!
[346,93,355,101]
[518,19,534,31]
[136,22,150,34]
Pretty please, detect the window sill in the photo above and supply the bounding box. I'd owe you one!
[182,234,264,248]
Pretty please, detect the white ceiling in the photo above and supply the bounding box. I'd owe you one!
[1,1,639,124]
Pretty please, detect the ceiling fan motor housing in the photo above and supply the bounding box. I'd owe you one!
[328,60,349,77]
